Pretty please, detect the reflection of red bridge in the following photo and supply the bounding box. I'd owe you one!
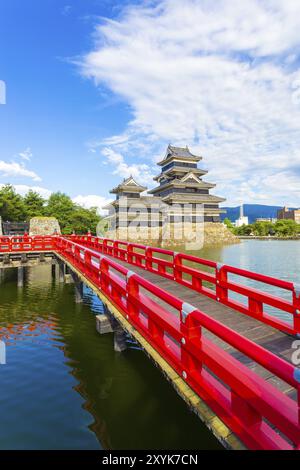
[1,234,300,450]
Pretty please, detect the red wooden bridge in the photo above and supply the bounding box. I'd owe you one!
[1,234,300,450]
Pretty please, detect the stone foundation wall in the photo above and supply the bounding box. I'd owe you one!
[29,217,61,236]
[203,222,239,247]
[106,222,238,248]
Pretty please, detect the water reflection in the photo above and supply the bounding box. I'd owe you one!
[0,264,221,450]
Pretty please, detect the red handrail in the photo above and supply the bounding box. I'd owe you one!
[54,236,300,450]
[68,235,300,336]
[1,234,300,449]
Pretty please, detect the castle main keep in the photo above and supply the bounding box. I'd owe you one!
[103,145,236,246]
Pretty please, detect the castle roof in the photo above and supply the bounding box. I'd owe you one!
[149,176,215,194]
[157,145,202,166]
[110,176,147,194]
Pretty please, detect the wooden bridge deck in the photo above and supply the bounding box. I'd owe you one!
[99,252,296,400]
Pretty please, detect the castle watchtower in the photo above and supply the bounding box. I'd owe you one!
[103,176,161,239]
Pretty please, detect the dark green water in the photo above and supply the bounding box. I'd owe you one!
[0,264,221,450]
[0,240,299,450]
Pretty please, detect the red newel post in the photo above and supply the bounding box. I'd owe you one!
[180,304,201,380]
[127,244,133,264]
[216,264,228,302]
[293,286,300,334]
[173,253,182,282]
[113,240,118,259]
[126,271,139,321]
[100,258,109,293]
[145,247,152,271]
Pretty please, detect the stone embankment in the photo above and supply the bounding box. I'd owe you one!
[29,217,61,236]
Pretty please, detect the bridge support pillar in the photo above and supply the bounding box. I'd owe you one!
[113,325,127,352]
[96,306,127,352]
[58,261,65,283]
[69,272,83,303]
[17,266,24,287]
[51,264,56,279]
[96,313,114,334]
[74,281,83,303]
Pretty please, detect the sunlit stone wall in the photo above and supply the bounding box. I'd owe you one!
[29,217,61,236]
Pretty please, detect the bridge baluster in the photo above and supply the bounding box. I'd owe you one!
[145,247,152,271]
[126,271,139,320]
[248,298,263,318]
[173,253,182,283]
[293,287,300,334]
[180,308,201,379]
[100,258,110,294]
[216,264,228,302]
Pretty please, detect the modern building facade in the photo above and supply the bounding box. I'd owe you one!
[277,207,300,224]
[235,204,249,227]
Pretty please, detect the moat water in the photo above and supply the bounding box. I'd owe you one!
[0,240,299,449]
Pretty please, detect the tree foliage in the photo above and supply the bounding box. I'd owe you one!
[229,219,300,237]
[0,185,101,234]
[0,185,26,221]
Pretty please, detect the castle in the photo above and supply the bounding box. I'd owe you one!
[103,145,236,246]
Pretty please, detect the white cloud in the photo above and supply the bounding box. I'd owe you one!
[62,5,72,16]
[80,0,300,206]
[72,194,113,215]
[0,161,41,181]
[18,147,33,161]
[101,147,155,185]
[12,185,52,198]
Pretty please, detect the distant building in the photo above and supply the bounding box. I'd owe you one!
[277,207,300,224]
[235,204,249,227]
[255,217,277,223]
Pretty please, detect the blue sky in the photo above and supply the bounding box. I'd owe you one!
[1,0,300,211]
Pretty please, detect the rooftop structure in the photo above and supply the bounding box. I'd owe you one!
[235,204,249,227]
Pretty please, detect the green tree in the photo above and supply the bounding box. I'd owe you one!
[252,221,274,236]
[44,192,75,230]
[234,224,253,236]
[274,219,298,237]
[0,184,26,221]
[223,218,234,231]
[44,192,101,233]
[24,190,45,219]
[63,206,100,235]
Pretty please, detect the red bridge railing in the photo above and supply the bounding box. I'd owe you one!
[54,236,300,450]
[0,235,56,253]
[1,234,300,449]
[67,235,300,336]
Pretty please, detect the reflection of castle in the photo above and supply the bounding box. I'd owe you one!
[103,145,227,243]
